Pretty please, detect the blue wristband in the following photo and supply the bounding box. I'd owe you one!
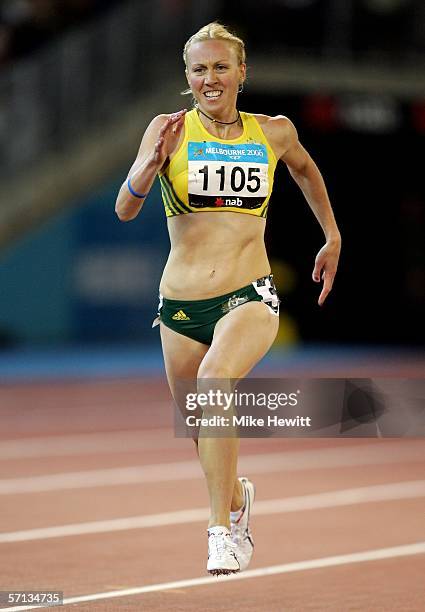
[127,176,147,199]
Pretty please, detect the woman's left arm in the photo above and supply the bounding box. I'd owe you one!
[277,117,341,306]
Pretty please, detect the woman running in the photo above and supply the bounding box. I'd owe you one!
[115,22,341,576]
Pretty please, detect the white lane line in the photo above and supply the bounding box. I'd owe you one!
[0,460,203,494]
[0,433,418,461]
[0,428,182,459]
[1,480,425,543]
[2,541,425,611]
[0,441,425,495]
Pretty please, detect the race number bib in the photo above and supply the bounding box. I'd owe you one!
[188,141,269,209]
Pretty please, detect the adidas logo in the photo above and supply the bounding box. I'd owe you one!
[171,310,190,321]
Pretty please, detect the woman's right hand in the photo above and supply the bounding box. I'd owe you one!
[115,109,187,221]
[152,109,187,168]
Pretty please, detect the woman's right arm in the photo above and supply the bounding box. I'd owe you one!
[115,109,186,221]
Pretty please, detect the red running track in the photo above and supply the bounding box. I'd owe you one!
[0,377,424,611]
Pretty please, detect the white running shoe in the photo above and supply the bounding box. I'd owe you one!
[230,477,255,571]
[207,525,240,576]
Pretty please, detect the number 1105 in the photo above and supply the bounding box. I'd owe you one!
[198,165,261,193]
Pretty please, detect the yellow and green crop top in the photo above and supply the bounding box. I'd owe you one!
[158,109,277,218]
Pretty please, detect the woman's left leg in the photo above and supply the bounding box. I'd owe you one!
[197,301,279,529]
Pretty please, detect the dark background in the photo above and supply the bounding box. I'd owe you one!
[244,92,425,346]
[0,0,424,350]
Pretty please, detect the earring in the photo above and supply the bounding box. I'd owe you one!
[238,82,244,94]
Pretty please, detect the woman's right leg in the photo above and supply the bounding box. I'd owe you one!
[159,322,245,510]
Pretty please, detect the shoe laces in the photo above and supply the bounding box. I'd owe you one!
[209,531,237,559]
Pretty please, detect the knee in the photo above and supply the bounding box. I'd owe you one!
[196,365,235,417]
[197,362,233,381]
[197,363,234,403]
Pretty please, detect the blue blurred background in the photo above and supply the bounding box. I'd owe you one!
[0,0,424,378]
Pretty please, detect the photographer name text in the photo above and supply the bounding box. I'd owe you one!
[186,415,311,427]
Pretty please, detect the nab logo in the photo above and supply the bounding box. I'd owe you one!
[225,198,243,207]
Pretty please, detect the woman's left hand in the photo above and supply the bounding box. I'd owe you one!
[312,238,341,306]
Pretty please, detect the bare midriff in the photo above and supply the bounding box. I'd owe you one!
[159,211,270,300]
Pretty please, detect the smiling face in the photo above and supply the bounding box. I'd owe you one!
[185,40,246,116]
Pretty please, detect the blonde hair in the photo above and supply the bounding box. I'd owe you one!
[183,22,246,67]
[182,22,246,97]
